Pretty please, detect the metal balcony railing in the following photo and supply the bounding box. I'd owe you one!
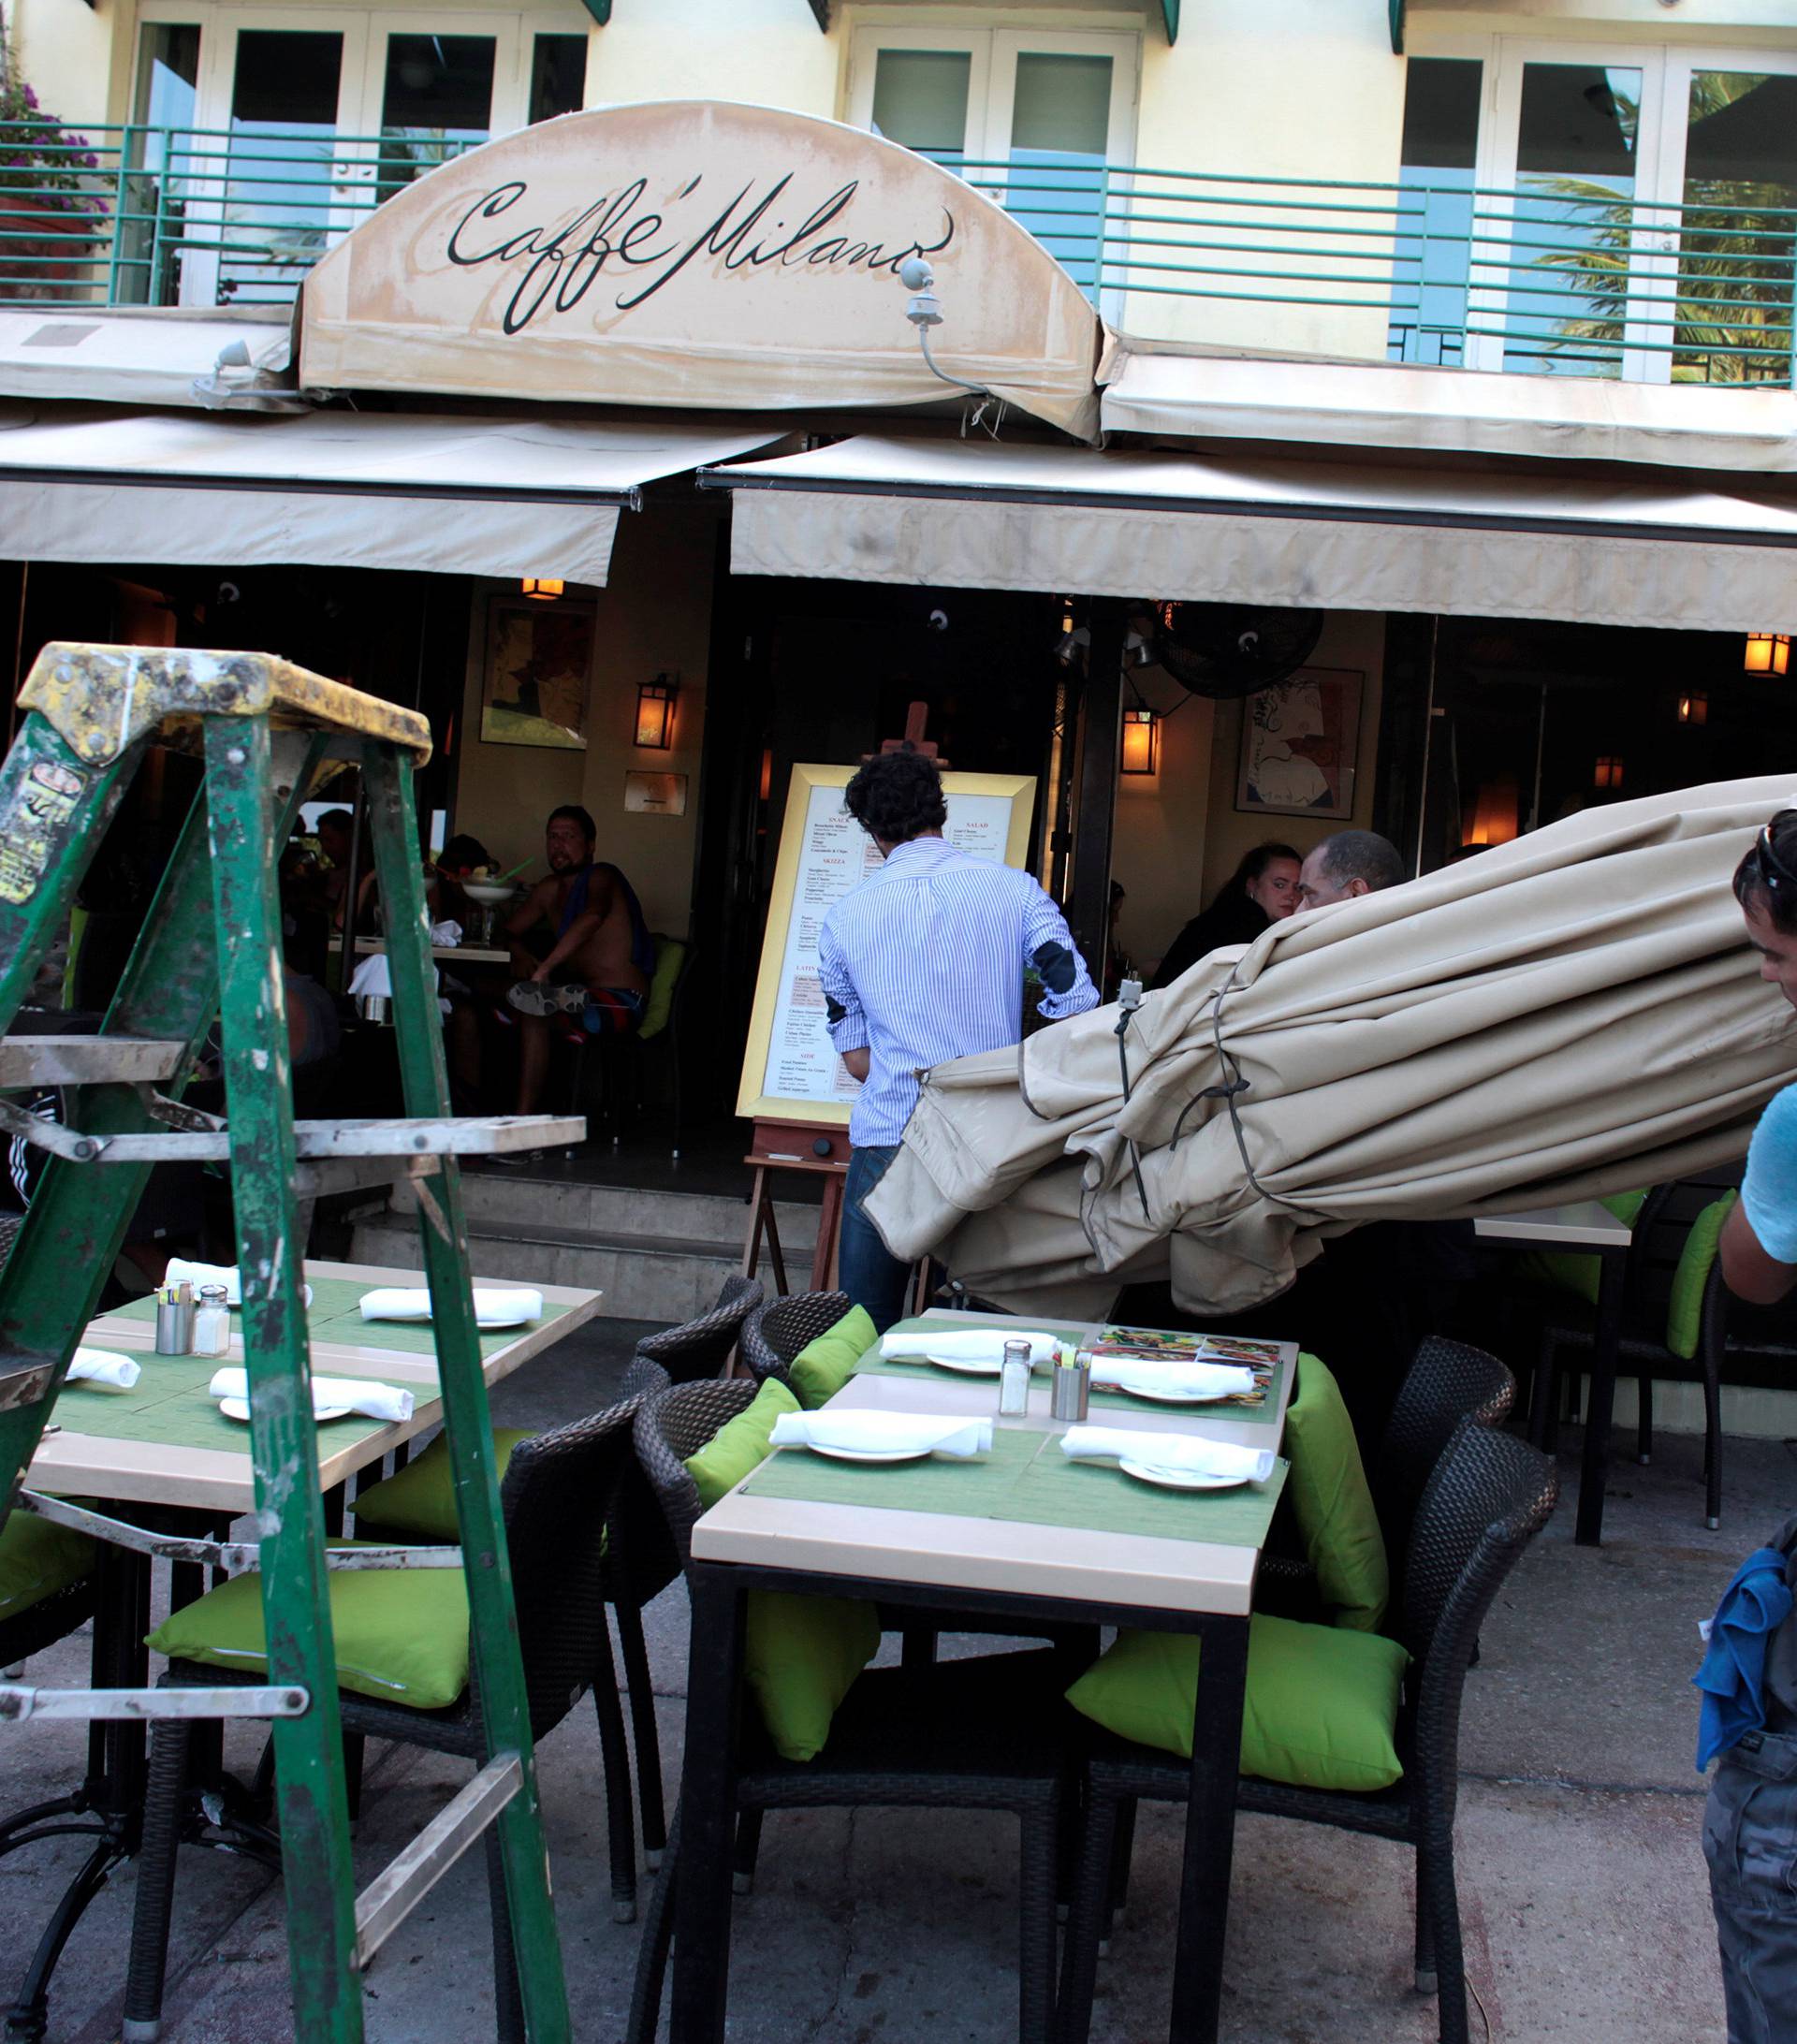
[0,122,1791,388]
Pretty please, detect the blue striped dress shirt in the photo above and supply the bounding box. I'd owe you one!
[816,835,1099,1147]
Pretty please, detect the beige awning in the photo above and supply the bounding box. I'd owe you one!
[864,775,1797,1321]
[0,306,294,410]
[706,432,1797,631]
[0,410,788,579]
[1101,346,1797,474]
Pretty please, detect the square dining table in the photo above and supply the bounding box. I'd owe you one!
[670,1308,1301,2044]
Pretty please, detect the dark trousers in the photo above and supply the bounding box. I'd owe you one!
[837,1143,913,1334]
[1706,1725,1797,2042]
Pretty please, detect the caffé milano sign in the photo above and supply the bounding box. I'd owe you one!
[300,100,1103,439]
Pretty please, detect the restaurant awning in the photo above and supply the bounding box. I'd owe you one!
[1100,346,1797,475]
[0,307,294,410]
[705,432,1797,632]
[0,410,790,581]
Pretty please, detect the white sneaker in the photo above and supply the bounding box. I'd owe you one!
[505,981,586,1019]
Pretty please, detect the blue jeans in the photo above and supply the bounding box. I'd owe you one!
[1706,1725,1797,2041]
[838,1144,913,1334]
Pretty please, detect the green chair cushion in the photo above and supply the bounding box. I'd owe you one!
[683,1376,877,1759]
[0,1510,95,1618]
[352,1429,534,1543]
[1284,1352,1388,1632]
[147,1542,470,1711]
[640,937,686,1044]
[1065,1612,1410,1791]
[788,1305,876,1410]
[1667,1192,1736,1362]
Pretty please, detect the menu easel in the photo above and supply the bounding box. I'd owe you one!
[739,1116,852,1293]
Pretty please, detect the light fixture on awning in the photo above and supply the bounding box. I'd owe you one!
[1594,756,1625,790]
[636,674,678,750]
[521,577,563,602]
[1119,708,1160,776]
[1678,691,1709,725]
[1745,632,1790,676]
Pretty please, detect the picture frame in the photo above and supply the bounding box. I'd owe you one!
[1235,666,1365,820]
[481,596,595,751]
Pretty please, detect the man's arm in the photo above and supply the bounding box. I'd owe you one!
[504,878,554,976]
[816,920,869,1081]
[1020,886,1101,1019]
[1724,1086,1797,1305]
[1722,1196,1797,1305]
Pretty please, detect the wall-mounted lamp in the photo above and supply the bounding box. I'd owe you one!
[635,673,679,750]
[1677,691,1709,724]
[1746,632,1790,677]
[521,577,563,602]
[1594,755,1625,790]
[1119,706,1160,776]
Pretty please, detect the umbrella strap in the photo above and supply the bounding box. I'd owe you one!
[1170,975,1287,1212]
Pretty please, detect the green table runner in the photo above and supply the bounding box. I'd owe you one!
[741,1426,1286,1551]
[855,1314,1288,1426]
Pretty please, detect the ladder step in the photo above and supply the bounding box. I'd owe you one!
[5,1113,584,1165]
[0,1359,56,1413]
[353,1753,522,1970]
[0,1684,308,1723]
[0,1035,185,1089]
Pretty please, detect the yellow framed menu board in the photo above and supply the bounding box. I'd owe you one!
[737,763,1039,1127]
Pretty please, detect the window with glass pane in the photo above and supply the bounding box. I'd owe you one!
[222,31,344,304]
[1676,73,1797,384]
[1506,63,1641,376]
[1006,53,1111,292]
[125,25,202,304]
[1389,58,1480,366]
[379,35,495,195]
[530,35,587,125]
[870,51,972,162]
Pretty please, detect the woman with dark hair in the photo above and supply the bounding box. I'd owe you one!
[1148,840,1302,991]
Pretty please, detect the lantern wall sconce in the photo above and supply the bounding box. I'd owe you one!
[635,673,679,750]
[1593,755,1625,790]
[1119,706,1160,776]
[1745,632,1790,677]
[520,577,563,602]
[1677,691,1709,724]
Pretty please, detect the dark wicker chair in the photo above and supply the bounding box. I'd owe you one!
[123,1396,643,2043]
[738,1288,850,1387]
[625,1378,1071,2044]
[621,1275,763,1397]
[1058,1420,1558,2044]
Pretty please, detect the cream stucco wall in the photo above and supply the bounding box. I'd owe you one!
[452,503,717,939]
[585,0,839,115]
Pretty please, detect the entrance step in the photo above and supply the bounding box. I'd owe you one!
[350,1173,821,1323]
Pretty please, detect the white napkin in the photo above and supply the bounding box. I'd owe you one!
[1059,1427,1276,1483]
[358,1288,543,1329]
[163,1260,312,1309]
[208,1367,415,1424]
[67,1348,140,1390]
[1088,1360,1258,1400]
[430,919,462,946]
[769,1410,993,1458]
[880,1329,1063,1366]
[349,955,392,999]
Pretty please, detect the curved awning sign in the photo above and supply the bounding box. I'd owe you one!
[300,100,1103,440]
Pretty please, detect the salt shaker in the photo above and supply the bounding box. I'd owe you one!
[997,1337,1031,1419]
[192,1284,231,1358]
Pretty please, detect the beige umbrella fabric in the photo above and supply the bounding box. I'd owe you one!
[864,776,1797,1320]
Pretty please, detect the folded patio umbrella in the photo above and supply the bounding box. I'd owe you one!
[864,775,1797,1320]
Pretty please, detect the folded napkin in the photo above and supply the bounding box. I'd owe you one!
[430,919,463,946]
[880,1329,1063,1366]
[163,1260,313,1310]
[1088,1360,1258,1401]
[769,1410,993,1458]
[67,1348,140,1391]
[358,1288,543,1329]
[208,1367,415,1424]
[1059,1427,1276,1483]
[349,955,392,999]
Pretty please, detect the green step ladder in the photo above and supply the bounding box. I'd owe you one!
[0,644,577,2041]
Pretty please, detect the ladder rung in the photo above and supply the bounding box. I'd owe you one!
[353,1753,522,1970]
[0,1035,185,1089]
[294,1154,444,1202]
[0,1684,308,1723]
[5,1114,583,1164]
[0,1360,55,1412]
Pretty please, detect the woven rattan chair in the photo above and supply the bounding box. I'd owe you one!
[123,1397,642,2043]
[738,1288,850,1387]
[621,1276,763,1398]
[625,1378,1070,2044]
[1058,1420,1558,2044]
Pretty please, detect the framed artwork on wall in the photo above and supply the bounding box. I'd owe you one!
[1235,666,1364,819]
[482,596,595,750]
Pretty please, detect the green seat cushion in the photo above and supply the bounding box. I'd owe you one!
[352,1428,534,1542]
[788,1305,876,1410]
[1066,1613,1410,1792]
[147,1541,471,1711]
[683,1377,877,1760]
[1667,1192,1736,1362]
[0,1510,95,1618]
[1284,1352,1388,1632]
[640,937,686,1043]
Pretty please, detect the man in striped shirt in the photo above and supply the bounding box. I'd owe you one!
[817,752,1100,1329]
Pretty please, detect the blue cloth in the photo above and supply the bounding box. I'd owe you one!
[838,1144,913,1334]
[1696,1548,1795,1771]
[1743,1082,1797,1267]
[560,861,654,978]
[816,837,1098,1147]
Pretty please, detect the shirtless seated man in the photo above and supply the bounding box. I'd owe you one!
[503,805,652,1116]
